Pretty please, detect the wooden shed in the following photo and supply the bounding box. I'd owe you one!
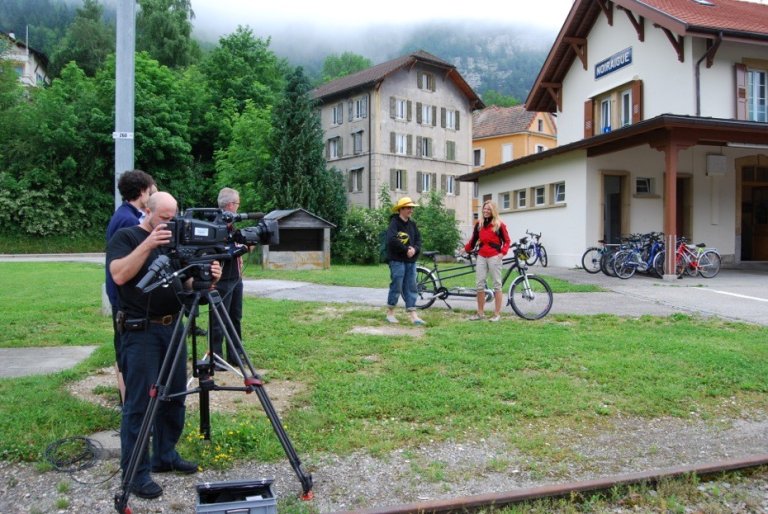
[261,208,336,270]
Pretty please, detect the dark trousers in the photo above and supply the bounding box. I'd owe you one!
[120,323,187,485]
[209,278,243,363]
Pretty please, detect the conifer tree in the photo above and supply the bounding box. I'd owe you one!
[261,66,346,229]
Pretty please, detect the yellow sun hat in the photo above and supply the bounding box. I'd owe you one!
[391,197,417,213]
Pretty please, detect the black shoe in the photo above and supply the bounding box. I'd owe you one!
[152,458,198,474]
[133,479,163,499]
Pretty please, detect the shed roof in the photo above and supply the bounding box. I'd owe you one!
[265,208,336,228]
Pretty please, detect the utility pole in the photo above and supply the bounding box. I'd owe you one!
[113,0,137,209]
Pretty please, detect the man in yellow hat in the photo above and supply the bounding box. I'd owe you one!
[384,197,426,325]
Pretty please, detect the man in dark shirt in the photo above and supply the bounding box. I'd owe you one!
[107,191,221,500]
[209,187,245,366]
[105,169,156,404]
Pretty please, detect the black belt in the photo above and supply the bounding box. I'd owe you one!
[122,314,176,332]
[149,314,176,325]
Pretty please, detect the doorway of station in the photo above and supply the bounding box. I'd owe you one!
[676,176,692,240]
[602,174,625,244]
[741,163,768,261]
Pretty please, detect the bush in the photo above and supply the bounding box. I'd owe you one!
[332,206,386,264]
[414,190,461,255]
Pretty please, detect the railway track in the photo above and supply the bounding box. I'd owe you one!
[339,454,768,513]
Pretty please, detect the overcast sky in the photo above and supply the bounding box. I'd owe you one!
[189,0,575,38]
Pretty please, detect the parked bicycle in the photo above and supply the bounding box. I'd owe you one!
[612,232,665,279]
[581,240,620,274]
[415,240,553,320]
[521,230,548,267]
[653,237,721,278]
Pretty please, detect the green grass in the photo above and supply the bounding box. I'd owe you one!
[0,234,105,254]
[0,263,765,478]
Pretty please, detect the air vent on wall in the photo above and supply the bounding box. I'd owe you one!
[706,154,727,176]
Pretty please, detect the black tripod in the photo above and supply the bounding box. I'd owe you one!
[114,260,313,514]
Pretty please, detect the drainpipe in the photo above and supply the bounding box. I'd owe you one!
[368,91,373,208]
[695,32,723,116]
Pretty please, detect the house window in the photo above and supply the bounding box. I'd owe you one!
[328,137,341,159]
[502,144,513,163]
[352,131,363,155]
[418,71,436,91]
[535,144,547,153]
[747,68,767,122]
[418,137,433,158]
[473,148,484,167]
[621,89,632,126]
[395,98,408,120]
[554,182,566,203]
[395,169,406,191]
[601,99,611,133]
[636,177,654,195]
[395,133,407,155]
[421,103,433,125]
[446,140,456,161]
[445,109,456,129]
[419,172,433,192]
[534,186,546,206]
[537,118,544,132]
[501,192,510,210]
[348,168,363,192]
[353,96,368,119]
[445,175,456,195]
[516,190,527,208]
[332,103,343,125]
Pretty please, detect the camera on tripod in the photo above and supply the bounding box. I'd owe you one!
[166,208,279,263]
[137,208,279,293]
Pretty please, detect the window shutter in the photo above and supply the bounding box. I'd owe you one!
[338,102,343,124]
[631,80,643,124]
[441,174,447,191]
[455,111,460,130]
[407,135,413,155]
[348,100,353,119]
[347,170,353,192]
[735,63,747,120]
[432,106,437,126]
[416,102,422,124]
[416,136,423,156]
[390,132,396,153]
[390,169,396,191]
[584,98,594,138]
[428,138,433,157]
[338,138,343,156]
[407,100,412,121]
[362,96,368,118]
[441,107,446,128]
[417,71,423,89]
[325,141,330,159]
[455,179,461,195]
[431,75,436,92]
[416,171,423,193]
[390,97,396,118]
[431,173,437,187]
[402,170,408,191]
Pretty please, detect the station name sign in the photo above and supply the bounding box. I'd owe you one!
[595,47,632,79]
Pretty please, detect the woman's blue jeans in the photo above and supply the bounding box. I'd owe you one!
[387,260,417,311]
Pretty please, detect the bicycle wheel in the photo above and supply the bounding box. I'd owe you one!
[524,246,538,266]
[600,251,618,277]
[612,250,636,279]
[414,267,438,309]
[653,250,666,277]
[539,246,548,267]
[581,247,602,273]
[697,250,721,278]
[508,274,553,320]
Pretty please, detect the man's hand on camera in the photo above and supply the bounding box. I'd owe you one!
[144,223,173,249]
[211,260,222,284]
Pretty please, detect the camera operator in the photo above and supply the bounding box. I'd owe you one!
[210,187,246,367]
[106,169,156,405]
[107,191,222,500]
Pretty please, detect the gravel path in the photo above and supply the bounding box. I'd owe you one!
[2,412,767,513]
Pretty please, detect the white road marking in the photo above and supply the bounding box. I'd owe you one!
[700,289,768,303]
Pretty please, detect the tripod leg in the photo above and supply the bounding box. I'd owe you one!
[206,290,314,498]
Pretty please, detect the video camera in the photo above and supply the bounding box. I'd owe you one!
[137,208,279,293]
[165,208,279,263]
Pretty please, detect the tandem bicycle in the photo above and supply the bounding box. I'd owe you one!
[414,241,553,320]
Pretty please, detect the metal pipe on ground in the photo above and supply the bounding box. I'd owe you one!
[338,454,768,514]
